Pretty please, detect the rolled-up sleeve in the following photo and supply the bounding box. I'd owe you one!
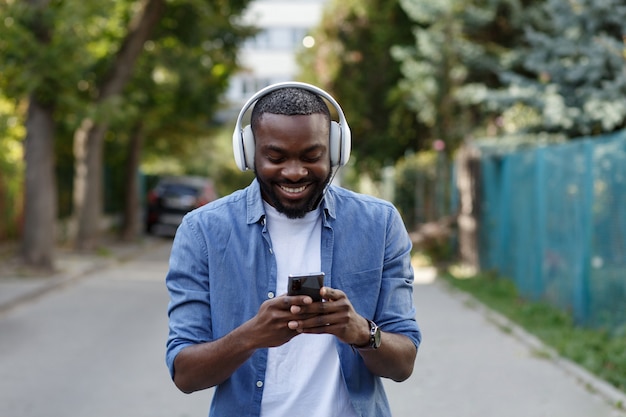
[378,205,421,349]
[165,216,212,379]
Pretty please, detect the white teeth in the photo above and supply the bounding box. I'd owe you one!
[280,185,306,194]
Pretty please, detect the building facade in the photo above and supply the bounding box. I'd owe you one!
[226,0,328,106]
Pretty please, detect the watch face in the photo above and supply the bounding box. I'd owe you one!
[369,320,381,349]
[373,325,381,348]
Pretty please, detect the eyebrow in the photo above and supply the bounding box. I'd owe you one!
[262,143,326,154]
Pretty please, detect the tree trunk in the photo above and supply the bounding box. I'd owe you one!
[20,95,57,271]
[120,122,144,242]
[20,0,56,271]
[72,119,106,251]
[72,0,166,251]
[455,142,481,269]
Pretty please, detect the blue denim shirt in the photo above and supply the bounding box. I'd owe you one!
[166,179,421,417]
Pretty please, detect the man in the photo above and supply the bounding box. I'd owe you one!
[166,83,421,417]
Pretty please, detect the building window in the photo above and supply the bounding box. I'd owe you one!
[246,27,309,51]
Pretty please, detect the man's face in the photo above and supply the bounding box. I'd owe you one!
[254,113,332,219]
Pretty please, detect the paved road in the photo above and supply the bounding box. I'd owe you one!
[0,242,211,417]
[0,240,624,417]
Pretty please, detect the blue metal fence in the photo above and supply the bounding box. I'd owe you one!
[476,130,626,330]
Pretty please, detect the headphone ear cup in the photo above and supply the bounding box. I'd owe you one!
[232,129,246,172]
[242,125,256,170]
[329,121,342,167]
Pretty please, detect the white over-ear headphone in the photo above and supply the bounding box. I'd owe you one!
[232,81,351,171]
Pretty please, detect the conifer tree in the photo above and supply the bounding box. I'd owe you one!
[485,0,626,137]
[393,0,536,148]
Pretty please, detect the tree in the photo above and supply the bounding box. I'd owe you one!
[0,0,253,268]
[72,0,255,249]
[72,0,166,251]
[392,0,539,150]
[1,0,70,270]
[297,0,424,173]
[116,0,254,240]
[481,0,626,137]
[0,0,156,267]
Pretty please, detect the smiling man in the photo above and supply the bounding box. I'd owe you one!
[254,111,332,219]
[165,83,421,417]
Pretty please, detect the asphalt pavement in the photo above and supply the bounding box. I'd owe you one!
[1,236,625,417]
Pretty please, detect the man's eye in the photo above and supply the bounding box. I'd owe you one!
[302,154,323,163]
[266,155,284,164]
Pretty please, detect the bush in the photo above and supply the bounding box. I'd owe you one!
[394,150,451,231]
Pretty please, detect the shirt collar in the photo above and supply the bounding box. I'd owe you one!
[320,186,336,221]
[246,179,266,224]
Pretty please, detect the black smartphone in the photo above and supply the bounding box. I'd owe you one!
[287,272,325,302]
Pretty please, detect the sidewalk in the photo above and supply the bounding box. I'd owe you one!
[1,240,625,416]
[0,236,167,314]
[390,266,626,417]
[439,278,626,412]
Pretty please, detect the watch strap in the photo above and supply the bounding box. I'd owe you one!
[352,319,381,350]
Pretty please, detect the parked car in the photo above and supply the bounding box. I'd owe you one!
[145,176,217,234]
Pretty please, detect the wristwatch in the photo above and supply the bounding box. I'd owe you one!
[354,319,381,350]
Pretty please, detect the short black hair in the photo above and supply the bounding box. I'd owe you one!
[250,87,331,132]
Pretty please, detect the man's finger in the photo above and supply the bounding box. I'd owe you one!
[320,286,344,301]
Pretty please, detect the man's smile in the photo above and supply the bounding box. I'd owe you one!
[279,184,308,194]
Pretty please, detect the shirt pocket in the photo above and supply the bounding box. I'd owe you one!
[334,267,382,318]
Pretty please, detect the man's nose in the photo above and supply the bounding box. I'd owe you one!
[282,160,308,180]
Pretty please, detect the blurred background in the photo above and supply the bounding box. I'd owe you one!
[0,0,625,400]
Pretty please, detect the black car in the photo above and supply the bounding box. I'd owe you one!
[145,176,217,235]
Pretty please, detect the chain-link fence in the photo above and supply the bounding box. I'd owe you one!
[475,130,626,330]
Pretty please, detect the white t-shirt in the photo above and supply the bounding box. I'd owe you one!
[260,203,358,417]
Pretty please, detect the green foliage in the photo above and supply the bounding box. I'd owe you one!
[105,0,255,211]
[202,126,256,196]
[394,151,437,229]
[395,0,626,143]
[0,0,152,223]
[0,0,128,110]
[1,0,255,225]
[297,0,425,173]
[480,0,626,137]
[0,96,25,239]
[443,269,626,394]
[392,0,468,143]
[393,0,539,149]
[120,0,255,178]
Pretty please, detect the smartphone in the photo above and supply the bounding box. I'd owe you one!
[287,272,325,302]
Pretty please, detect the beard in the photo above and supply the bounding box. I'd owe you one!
[257,169,333,219]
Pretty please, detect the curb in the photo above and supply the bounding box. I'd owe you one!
[437,278,626,411]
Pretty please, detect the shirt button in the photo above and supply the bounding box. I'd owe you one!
[256,380,263,388]
[267,292,275,299]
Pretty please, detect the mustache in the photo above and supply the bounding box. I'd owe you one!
[277,179,310,185]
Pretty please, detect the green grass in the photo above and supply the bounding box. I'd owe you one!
[441,267,626,397]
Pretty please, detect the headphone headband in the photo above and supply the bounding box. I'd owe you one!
[232,81,351,171]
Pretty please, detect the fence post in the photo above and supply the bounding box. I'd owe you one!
[496,156,512,276]
[575,140,593,324]
[533,147,546,299]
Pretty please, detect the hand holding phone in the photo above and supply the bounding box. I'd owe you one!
[287,272,325,302]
